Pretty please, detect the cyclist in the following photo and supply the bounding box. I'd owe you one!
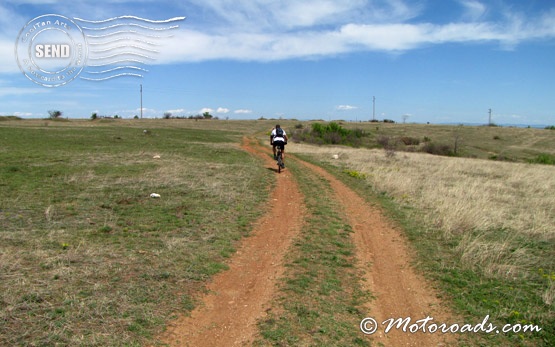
[270,124,288,165]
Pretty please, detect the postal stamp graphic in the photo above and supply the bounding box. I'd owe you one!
[15,14,87,87]
[15,14,185,87]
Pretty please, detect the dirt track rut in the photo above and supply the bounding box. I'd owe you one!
[158,137,452,346]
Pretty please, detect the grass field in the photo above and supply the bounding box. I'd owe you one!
[1,118,553,346]
[0,120,271,346]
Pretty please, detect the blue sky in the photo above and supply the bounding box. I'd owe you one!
[1,0,554,125]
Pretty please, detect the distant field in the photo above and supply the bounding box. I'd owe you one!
[297,120,555,162]
[1,118,553,346]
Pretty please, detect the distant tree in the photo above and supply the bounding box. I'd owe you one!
[163,112,172,119]
[202,111,213,119]
[48,110,63,119]
[91,112,97,120]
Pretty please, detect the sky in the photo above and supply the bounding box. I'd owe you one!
[1,0,554,125]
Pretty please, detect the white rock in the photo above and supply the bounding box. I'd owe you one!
[150,193,161,198]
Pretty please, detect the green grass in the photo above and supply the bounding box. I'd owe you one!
[528,153,555,165]
[0,121,271,346]
[255,157,370,346]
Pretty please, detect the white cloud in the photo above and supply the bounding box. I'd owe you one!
[337,105,358,110]
[166,108,185,114]
[458,0,487,21]
[188,0,420,30]
[158,11,555,63]
[200,107,214,114]
[152,0,555,63]
[216,107,229,114]
[2,0,555,70]
[13,111,34,117]
[234,109,252,114]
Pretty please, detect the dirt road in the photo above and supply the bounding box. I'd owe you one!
[158,137,452,346]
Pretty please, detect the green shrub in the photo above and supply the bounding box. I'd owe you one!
[528,153,555,165]
[292,122,366,146]
[343,170,367,179]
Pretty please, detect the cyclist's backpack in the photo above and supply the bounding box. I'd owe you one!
[275,128,283,137]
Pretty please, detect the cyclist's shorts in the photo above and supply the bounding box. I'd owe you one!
[273,140,285,150]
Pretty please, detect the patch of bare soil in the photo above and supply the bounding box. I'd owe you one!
[157,138,452,347]
[157,137,305,346]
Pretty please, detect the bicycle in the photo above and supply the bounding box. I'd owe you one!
[276,146,285,173]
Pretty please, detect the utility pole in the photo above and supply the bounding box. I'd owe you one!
[488,108,492,125]
[140,84,143,119]
[372,96,376,121]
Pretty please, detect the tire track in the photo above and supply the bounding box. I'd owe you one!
[297,159,454,346]
[157,137,452,346]
[157,137,305,346]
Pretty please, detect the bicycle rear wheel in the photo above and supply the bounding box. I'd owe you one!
[277,150,282,173]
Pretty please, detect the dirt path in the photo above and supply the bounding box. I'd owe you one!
[297,160,453,346]
[157,137,451,347]
[158,137,306,346]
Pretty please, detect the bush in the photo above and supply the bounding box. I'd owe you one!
[528,153,555,165]
[292,122,367,146]
[344,170,367,179]
[376,135,394,149]
[421,142,455,156]
[400,136,420,146]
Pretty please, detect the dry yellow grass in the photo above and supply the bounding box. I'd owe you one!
[289,143,555,302]
[290,143,555,235]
